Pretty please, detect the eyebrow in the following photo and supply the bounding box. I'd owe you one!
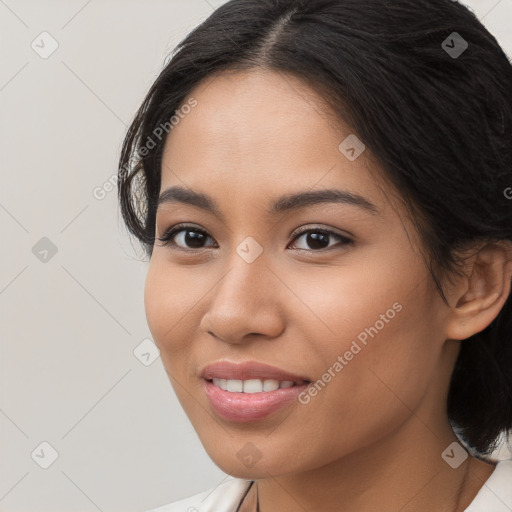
[157,186,380,219]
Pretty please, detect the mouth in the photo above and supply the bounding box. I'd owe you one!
[200,360,311,422]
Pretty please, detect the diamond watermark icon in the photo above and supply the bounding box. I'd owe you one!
[31,441,59,469]
[236,442,262,468]
[442,32,468,59]
[31,31,59,59]
[133,338,160,366]
[32,237,58,263]
[441,441,468,469]
[338,134,366,161]
[236,237,263,264]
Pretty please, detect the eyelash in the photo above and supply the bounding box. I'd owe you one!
[157,223,353,254]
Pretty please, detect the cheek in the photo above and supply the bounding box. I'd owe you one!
[144,260,167,345]
[289,261,409,353]
[144,258,195,359]
[291,262,439,408]
[144,259,208,411]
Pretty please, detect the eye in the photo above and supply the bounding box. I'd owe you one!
[288,227,353,252]
[157,224,217,250]
[157,224,353,253]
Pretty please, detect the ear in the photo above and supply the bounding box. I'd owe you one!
[444,240,512,341]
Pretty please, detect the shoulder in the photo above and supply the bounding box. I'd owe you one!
[146,478,253,512]
[464,460,512,511]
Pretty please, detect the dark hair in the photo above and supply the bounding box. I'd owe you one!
[118,0,512,456]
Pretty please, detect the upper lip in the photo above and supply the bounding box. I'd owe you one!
[200,361,310,382]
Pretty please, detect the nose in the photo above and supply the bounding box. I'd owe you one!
[199,255,286,345]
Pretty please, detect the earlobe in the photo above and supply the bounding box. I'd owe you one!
[444,241,512,341]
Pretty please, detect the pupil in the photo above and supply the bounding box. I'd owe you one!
[186,230,205,248]
[308,232,329,250]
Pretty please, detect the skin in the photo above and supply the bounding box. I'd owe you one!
[144,69,512,512]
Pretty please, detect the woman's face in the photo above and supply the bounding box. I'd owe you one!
[145,69,454,478]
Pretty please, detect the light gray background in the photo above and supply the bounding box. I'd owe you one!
[1,1,511,511]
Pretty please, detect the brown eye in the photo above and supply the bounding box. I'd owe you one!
[289,228,352,252]
[158,225,216,250]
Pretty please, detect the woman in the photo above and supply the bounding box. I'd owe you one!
[118,0,512,510]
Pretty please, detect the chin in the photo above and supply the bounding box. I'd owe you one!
[204,442,298,480]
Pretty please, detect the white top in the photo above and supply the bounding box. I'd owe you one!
[147,460,512,512]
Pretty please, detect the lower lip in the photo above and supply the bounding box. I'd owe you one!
[203,379,309,423]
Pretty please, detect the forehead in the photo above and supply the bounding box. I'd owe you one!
[159,69,400,218]
[164,69,343,161]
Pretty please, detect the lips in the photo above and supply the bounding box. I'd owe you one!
[200,360,311,422]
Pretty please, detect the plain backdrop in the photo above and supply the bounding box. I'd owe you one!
[1,0,511,511]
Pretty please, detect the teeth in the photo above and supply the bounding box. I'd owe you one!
[211,378,299,393]
[263,379,279,391]
[227,379,243,392]
[243,379,264,393]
